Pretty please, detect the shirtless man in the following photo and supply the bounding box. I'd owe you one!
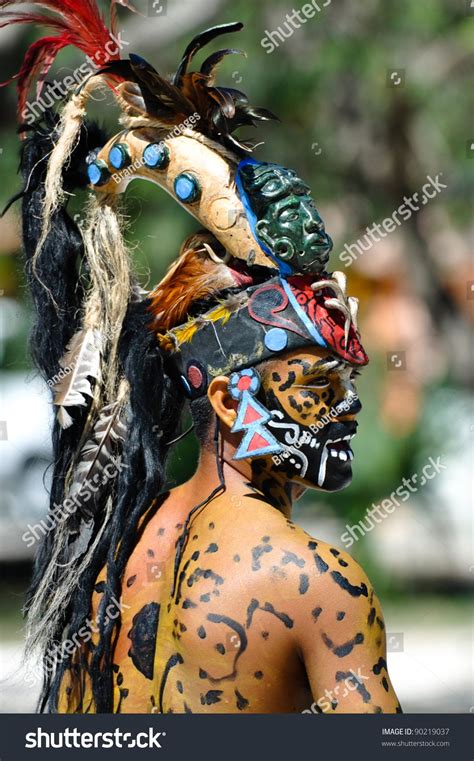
[61,343,401,715]
[3,8,400,715]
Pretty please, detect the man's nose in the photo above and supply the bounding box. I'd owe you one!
[338,392,362,418]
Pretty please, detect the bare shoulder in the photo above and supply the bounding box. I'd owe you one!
[187,493,383,631]
[224,509,384,633]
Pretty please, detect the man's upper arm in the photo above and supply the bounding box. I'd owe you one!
[288,538,402,714]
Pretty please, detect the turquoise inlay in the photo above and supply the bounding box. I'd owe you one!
[174,172,201,203]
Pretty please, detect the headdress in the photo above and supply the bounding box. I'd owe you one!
[1,0,367,712]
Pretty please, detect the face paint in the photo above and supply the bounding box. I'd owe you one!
[259,351,362,492]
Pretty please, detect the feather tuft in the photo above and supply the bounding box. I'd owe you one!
[53,328,102,429]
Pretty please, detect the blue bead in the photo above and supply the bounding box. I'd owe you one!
[174,172,201,203]
[143,143,169,169]
[265,327,288,352]
[87,161,107,186]
[109,144,129,169]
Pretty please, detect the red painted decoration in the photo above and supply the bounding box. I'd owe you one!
[188,364,204,389]
[242,402,263,425]
[248,431,272,452]
[237,375,253,391]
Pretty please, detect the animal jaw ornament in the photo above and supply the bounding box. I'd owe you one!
[1,0,367,712]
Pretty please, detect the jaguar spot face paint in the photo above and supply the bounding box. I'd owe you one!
[258,348,362,491]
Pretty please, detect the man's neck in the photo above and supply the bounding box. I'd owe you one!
[184,442,299,520]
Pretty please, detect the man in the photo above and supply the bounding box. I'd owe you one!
[2,4,399,714]
[59,274,400,714]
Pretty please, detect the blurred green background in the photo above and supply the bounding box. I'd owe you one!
[0,0,472,713]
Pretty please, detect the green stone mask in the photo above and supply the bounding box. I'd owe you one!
[237,159,333,275]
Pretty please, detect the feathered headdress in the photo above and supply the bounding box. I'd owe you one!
[1,0,365,713]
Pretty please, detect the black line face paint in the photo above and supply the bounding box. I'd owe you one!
[257,351,362,492]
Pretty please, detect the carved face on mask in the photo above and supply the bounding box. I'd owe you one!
[237,159,333,274]
[257,347,362,492]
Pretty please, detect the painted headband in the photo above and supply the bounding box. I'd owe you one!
[158,271,368,399]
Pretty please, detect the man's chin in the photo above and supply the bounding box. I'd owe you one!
[304,460,354,492]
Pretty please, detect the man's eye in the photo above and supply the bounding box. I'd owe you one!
[301,377,330,389]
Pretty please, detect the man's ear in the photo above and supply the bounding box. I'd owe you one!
[207,376,237,430]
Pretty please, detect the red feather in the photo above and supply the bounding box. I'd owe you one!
[0,1,135,121]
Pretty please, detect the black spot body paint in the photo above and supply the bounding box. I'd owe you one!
[299,573,309,595]
[322,632,364,657]
[125,576,136,588]
[254,671,263,679]
[336,611,346,621]
[205,543,218,554]
[182,598,197,609]
[158,653,184,713]
[311,606,323,621]
[372,657,388,675]
[313,553,329,573]
[246,598,260,629]
[116,688,129,713]
[336,671,371,703]
[330,571,368,598]
[215,643,225,655]
[127,602,160,680]
[206,613,248,681]
[260,601,294,629]
[94,581,106,593]
[281,550,305,568]
[197,626,206,639]
[200,690,223,705]
[368,607,376,626]
[235,689,249,710]
[251,542,273,571]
